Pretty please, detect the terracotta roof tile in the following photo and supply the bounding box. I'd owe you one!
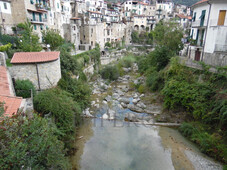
[0,66,23,118]
[71,17,81,20]
[0,95,22,117]
[0,66,11,96]
[11,51,60,64]
[191,0,208,7]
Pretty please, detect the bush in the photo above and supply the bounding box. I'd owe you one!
[58,75,91,110]
[15,79,36,98]
[146,68,164,92]
[0,113,70,169]
[100,65,119,81]
[162,80,214,119]
[138,84,145,94]
[33,88,81,144]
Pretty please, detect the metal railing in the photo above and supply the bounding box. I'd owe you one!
[191,19,208,27]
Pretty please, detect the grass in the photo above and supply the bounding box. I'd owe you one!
[6,59,12,67]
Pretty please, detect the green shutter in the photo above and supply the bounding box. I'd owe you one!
[200,10,206,26]
[34,24,37,30]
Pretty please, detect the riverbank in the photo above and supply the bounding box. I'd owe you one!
[72,55,223,169]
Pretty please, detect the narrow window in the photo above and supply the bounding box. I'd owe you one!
[4,3,7,10]
[218,10,226,26]
[34,24,37,30]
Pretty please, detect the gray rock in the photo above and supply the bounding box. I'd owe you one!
[127,104,144,113]
[119,98,130,104]
[105,95,112,102]
[121,102,127,108]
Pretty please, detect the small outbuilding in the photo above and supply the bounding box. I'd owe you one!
[10,52,62,90]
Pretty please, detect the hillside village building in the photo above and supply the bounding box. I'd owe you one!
[10,52,62,90]
[188,0,227,66]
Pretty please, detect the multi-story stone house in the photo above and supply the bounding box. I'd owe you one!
[156,0,174,20]
[0,0,14,34]
[11,0,50,39]
[188,0,227,66]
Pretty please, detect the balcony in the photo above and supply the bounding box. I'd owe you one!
[35,3,49,12]
[191,19,208,27]
[214,44,227,52]
[29,18,47,24]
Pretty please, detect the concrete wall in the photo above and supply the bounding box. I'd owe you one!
[10,58,61,90]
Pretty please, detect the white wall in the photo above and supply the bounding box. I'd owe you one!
[204,1,227,53]
[0,1,11,14]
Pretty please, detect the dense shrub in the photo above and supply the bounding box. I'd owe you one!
[15,79,36,98]
[58,75,91,110]
[162,80,214,119]
[179,122,227,163]
[0,113,70,169]
[100,65,119,81]
[33,88,81,144]
[146,70,164,92]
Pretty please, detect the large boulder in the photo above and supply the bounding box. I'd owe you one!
[119,98,130,104]
[127,104,144,113]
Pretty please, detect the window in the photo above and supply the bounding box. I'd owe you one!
[200,10,206,26]
[45,14,47,19]
[193,12,196,22]
[34,24,37,30]
[4,3,7,10]
[40,25,43,30]
[57,3,59,9]
[218,10,226,26]
[30,0,34,4]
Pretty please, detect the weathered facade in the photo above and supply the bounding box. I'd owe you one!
[10,52,61,90]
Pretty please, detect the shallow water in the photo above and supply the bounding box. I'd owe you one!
[79,119,174,170]
[72,96,222,170]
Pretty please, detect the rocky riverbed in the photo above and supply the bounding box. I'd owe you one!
[72,63,223,170]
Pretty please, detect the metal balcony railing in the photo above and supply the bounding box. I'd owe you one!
[191,19,208,27]
[35,3,49,11]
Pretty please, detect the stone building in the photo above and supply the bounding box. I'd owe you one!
[10,52,61,90]
[10,0,50,39]
[0,0,14,34]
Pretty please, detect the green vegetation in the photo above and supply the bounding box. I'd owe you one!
[42,29,64,50]
[0,102,4,117]
[17,20,42,52]
[0,113,70,169]
[136,20,227,164]
[131,31,153,45]
[15,79,36,98]
[73,45,100,69]
[0,43,12,52]
[100,64,119,81]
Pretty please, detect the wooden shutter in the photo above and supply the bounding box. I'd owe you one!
[218,10,226,26]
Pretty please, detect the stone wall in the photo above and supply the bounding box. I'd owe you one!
[10,58,62,90]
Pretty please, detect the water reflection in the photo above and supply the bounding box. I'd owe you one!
[80,119,174,170]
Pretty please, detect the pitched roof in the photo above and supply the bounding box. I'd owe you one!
[0,66,22,118]
[71,17,81,20]
[0,95,23,118]
[176,14,192,20]
[0,66,11,96]
[191,0,208,7]
[11,51,60,64]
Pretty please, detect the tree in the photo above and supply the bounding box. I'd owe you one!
[33,88,81,144]
[0,43,12,52]
[152,20,184,54]
[17,20,42,52]
[42,29,64,51]
[0,113,70,169]
[0,102,4,117]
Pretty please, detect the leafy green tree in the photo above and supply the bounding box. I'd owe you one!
[0,43,12,52]
[58,74,91,110]
[17,20,42,52]
[0,113,70,169]
[15,79,36,98]
[42,29,64,51]
[152,20,184,54]
[33,88,81,144]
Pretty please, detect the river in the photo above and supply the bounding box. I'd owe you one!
[71,71,223,170]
